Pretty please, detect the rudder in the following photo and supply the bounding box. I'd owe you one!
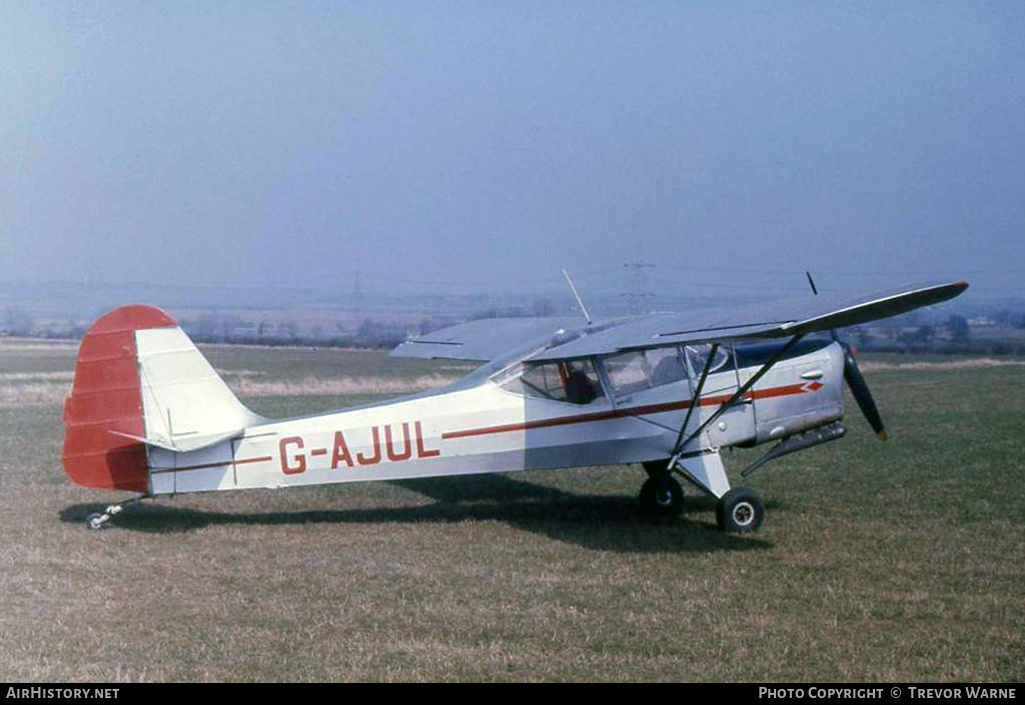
[62,305,176,491]
[62,305,263,491]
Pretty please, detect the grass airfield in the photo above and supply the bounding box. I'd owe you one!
[1,339,1022,682]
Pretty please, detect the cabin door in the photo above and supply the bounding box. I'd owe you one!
[684,344,756,447]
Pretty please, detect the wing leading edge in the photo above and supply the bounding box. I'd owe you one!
[529,280,968,361]
[390,280,968,364]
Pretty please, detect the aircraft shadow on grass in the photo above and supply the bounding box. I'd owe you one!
[60,473,774,554]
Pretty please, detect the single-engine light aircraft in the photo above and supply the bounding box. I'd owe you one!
[63,278,967,532]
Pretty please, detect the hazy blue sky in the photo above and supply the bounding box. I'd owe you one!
[1,2,1023,300]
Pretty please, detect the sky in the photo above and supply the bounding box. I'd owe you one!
[1,1,1023,302]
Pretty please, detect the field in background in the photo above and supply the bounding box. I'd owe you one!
[0,339,1022,682]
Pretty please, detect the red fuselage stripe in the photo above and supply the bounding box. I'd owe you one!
[154,455,273,474]
[441,382,820,440]
[152,383,823,472]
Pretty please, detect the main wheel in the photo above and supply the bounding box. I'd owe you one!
[716,487,764,532]
[86,513,107,531]
[639,476,684,518]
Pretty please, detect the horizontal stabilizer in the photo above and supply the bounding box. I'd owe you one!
[108,428,244,453]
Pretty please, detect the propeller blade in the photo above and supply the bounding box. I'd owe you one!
[803,273,886,439]
[842,347,888,441]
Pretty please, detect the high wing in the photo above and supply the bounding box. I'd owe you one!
[390,316,587,362]
[391,280,968,363]
[529,279,968,361]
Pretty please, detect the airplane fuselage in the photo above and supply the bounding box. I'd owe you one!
[145,338,846,497]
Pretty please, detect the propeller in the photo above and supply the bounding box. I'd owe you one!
[806,271,888,441]
[841,344,888,441]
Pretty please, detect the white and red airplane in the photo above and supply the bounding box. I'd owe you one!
[63,278,968,532]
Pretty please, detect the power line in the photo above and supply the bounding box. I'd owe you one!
[621,261,657,314]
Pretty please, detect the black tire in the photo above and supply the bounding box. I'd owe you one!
[716,487,764,532]
[639,476,685,518]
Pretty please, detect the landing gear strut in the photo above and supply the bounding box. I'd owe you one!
[639,456,765,532]
[649,335,805,532]
[85,495,148,530]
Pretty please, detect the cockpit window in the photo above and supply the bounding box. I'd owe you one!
[604,351,649,396]
[496,360,605,405]
[647,347,688,386]
[684,344,732,377]
[605,347,688,396]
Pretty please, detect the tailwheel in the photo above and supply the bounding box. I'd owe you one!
[86,512,108,530]
[639,476,684,518]
[82,496,148,531]
[716,487,764,533]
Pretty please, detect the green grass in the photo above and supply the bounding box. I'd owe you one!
[0,339,1022,681]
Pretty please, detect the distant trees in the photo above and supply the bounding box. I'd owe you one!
[352,319,406,348]
[531,298,555,317]
[1,307,33,336]
[469,305,529,320]
[9,290,1025,355]
[180,312,409,349]
[470,298,560,321]
[914,325,935,343]
[946,315,971,343]
[417,317,457,336]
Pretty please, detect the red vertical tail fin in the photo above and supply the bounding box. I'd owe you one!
[62,305,176,491]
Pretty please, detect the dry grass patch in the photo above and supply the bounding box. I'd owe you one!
[859,357,1025,372]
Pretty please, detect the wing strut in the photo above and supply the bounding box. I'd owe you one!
[669,334,805,463]
[670,342,719,458]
